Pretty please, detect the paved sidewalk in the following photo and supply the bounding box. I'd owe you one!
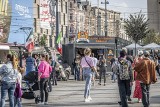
[4,76,160,107]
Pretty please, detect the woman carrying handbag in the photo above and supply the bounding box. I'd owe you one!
[80,48,98,102]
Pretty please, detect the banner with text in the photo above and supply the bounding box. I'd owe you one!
[8,0,33,44]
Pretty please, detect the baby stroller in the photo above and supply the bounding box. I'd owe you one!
[22,71,41,104]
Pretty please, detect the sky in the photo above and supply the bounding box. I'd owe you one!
[84,0,147,18]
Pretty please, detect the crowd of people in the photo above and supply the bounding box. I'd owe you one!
[0,52,58,107]
[0,47,159,107]
[73,47,159,107]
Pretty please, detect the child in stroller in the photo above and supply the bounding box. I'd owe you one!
[22,71,41,104]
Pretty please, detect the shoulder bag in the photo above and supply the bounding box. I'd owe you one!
[84,57,94,72]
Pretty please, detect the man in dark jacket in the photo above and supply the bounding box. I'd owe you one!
[112,50,133,107]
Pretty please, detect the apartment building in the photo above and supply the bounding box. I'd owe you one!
[91,6,121,37]
[0,0,11,42]
[68,0,86,42]
[147,0,160,33]
[33,0,68,47]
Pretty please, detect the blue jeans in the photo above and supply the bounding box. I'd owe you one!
[74,66,80,81]
[83,67,92,98]
[14,98,22,107]
[111,72,117,81]
[140,83,150,107]
[1,81,16,107]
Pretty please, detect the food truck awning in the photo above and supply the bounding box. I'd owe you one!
[0,45,10,50]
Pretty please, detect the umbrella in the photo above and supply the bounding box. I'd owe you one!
[143,43,160,49]
[125,43,142,49]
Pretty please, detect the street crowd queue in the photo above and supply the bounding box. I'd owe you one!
[73,48,158,107]
[0,52,59,107]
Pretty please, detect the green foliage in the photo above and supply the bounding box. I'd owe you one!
[142,29,160,45]
[39,34,47,46]
[124,12,150,43]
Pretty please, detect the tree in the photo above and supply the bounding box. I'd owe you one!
[142,29,160,45]
[124,12,150,55]
[39,34,47,47]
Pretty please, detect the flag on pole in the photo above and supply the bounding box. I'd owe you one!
[56,31,62,44]
[25,30,34,52]
[56,31,62,54]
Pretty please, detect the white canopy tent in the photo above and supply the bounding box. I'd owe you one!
[125,43,142,49]
[143,43,160,49]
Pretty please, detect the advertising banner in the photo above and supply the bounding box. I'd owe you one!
[8,0,33,44]
[40,0,56,29]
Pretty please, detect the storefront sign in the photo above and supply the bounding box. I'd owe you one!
[77,31,88,39]
[88,36,113,43]
[40,0,56,29]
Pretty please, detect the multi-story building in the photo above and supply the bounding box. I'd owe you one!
[147,0,160,33]
[68,0,86,42]
[0,0,11,42]
[91,6,121,37]
[33,0,68,47]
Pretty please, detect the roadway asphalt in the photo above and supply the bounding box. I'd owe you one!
[5,75,160,107]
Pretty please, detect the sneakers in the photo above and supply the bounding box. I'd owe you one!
[44,102,48,105]
[88,96,92,101]
[98,83,101,85]
[38,102,44,105]
[127,97,132,102]
[84,98,90,102]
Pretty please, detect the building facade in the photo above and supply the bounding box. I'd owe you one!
[147,0,160,33]
[0,0,11,42]
[91,7,121,37]
[33,0,68,47]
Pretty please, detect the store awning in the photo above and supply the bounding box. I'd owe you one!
[75,45,109,49]
[0,45,10,50]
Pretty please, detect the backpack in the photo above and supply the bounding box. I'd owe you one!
[118,59,130,80]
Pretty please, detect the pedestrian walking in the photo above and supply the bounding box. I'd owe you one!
[98,55,107,86]
[80,48,97,102]
[110,56,116,83]
[133,51,143,103]
[25,52,36,75]
[112,50,133,107]
[49,57,57,86]
[73,54,81,81]
[122,48,133,102]
[0,54,18,107]
[134,51,157,107]
[14,66,23,107]
[91,53,98,86]
[38,54,52,105]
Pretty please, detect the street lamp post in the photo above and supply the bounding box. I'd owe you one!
[101,0,109,37]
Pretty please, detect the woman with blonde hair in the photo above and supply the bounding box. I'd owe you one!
[80,48,97,102]
[0,54,18,107]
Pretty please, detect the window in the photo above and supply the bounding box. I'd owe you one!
[61,0,63,12]
[34,18,37,32]
[37,4,40,18]
[34,0,36,3]
[64,14,65,25]
[40,28,43,33]
[65,2,67,13]
[46,29,48,34]
[70,2,72,8]
[70,13,73,20]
